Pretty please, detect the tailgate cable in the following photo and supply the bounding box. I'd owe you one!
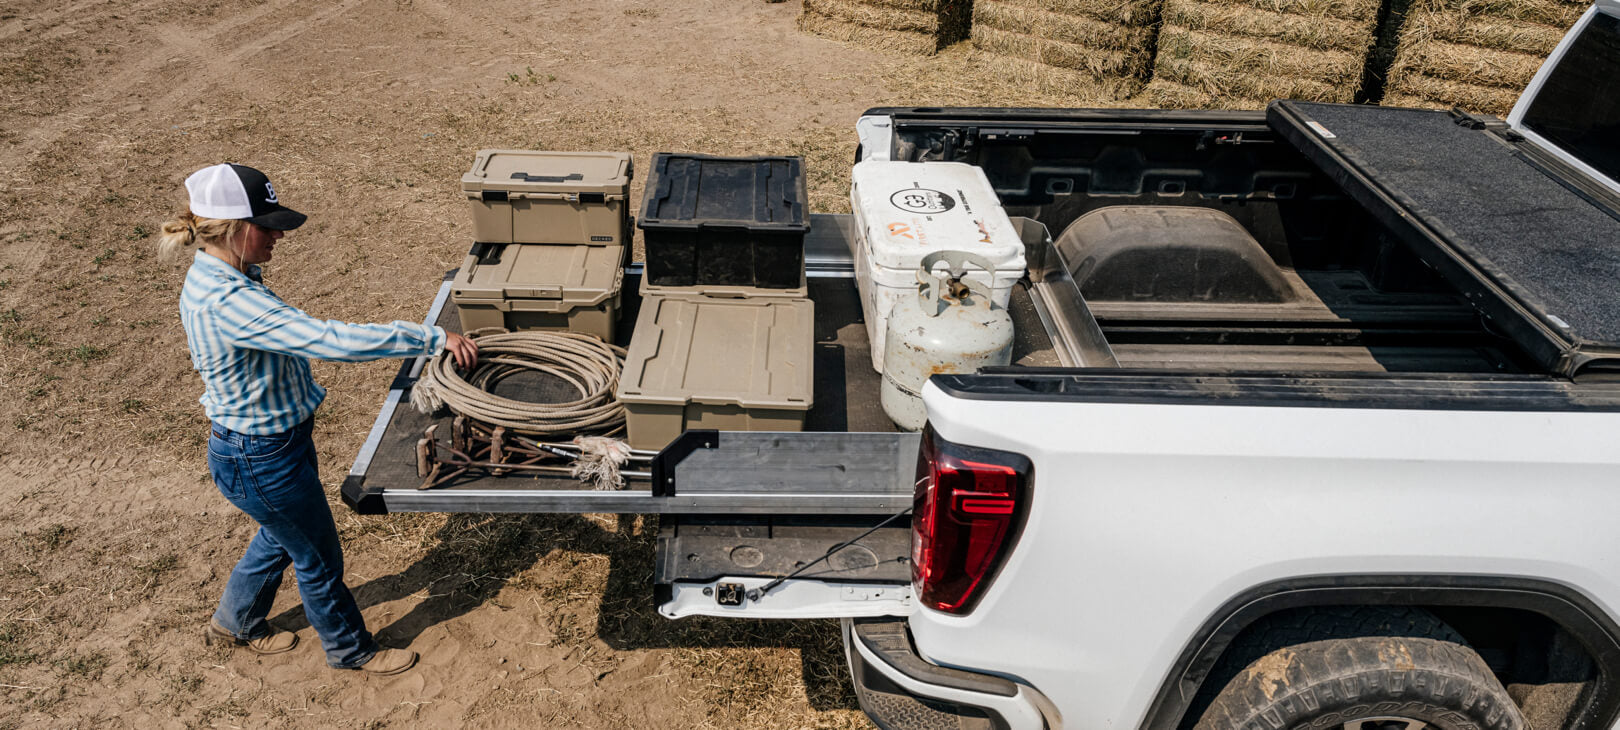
[747,507,914,603]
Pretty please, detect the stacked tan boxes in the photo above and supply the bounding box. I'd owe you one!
[453,150,632,341]
[616,154,816,451]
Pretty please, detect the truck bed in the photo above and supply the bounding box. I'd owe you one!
[345,207,1553,517]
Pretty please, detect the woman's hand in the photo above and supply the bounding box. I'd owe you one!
[444,332,479,370]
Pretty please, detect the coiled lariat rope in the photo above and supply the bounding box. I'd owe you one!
[410,329,641,489]
[411,329,628,437]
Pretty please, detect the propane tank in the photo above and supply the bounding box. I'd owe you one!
[881,251,1015,431]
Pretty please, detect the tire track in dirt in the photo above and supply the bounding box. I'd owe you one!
[0,0,364,278]
[0,0,356,190]
[0,0,138,44]
[0,453,197,518]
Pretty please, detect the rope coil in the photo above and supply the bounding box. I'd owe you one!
[411,329,628,437]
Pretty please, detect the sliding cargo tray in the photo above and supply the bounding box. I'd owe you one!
[1268,101,1620,378]
[341,215,1092,517]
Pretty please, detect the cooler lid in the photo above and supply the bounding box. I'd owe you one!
[638,153,811,232]
[452,243,623,306]
[617,296,814,410]
[461,150,632,196]
[852,160,1027,274]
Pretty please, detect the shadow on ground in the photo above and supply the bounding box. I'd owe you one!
[269,512,859,711]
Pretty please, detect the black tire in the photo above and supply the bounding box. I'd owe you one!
[1192,607,1526,730]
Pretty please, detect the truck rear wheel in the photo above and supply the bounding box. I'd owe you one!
[1192,608,1526,730]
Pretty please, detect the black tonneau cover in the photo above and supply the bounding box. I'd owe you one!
[1268,100,1620,377]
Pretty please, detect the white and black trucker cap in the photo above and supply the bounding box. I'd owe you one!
[185,163,307,230]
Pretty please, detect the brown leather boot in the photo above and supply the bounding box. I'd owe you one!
[205,620,299,655]
[355,648,418,675]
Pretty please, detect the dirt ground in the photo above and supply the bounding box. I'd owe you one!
[0,1,1113,727]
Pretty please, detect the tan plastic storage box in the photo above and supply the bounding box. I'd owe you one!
[617,295,815,450]
[463,150,632,245]
[453,243,624,341]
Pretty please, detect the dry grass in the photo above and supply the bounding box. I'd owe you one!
[1383,0,1585,114]
[971,0,1162,99]
[1144,0,1381,107]
[798,0,972,55]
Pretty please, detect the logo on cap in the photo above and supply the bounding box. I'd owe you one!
[264,182,279,204]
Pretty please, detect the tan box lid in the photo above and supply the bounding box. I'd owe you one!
[619,296,814,411]
[462,150,632,197]
[453,243,623,305]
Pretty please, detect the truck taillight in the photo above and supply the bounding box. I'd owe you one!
[912,426,1033,615]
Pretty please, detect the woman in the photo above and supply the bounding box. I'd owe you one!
[159,163,477,675]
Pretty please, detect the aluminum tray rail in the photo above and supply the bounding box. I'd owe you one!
[341,214,1106,517]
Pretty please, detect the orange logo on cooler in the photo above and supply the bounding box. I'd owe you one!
[888,222,914,239]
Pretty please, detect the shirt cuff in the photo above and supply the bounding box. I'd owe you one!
[425,325,448,356]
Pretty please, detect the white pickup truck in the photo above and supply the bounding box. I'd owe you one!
[343,2,1620,727]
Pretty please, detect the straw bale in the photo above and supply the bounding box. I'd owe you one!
[805,0,942,33]
[797,11,939,54]
[972,26,1142,77]
[1160,1,1372,52]
[1394,39,1546,89]
[973,50,1149,99]
[1143,77,1230,108]
[976,1,1155,49]
[1383,76,1522,113]
[1156,56,1345,103]
[1449,0,1586,27]
[985,0,1163,26]
[1174,0,1380,24]
[1382,0,1584,114]
[970,0,1161,99]
[798,0,972,55]
[1161,27,1365,82]
[1418,14,1569,55]
[1145,0,1379,108]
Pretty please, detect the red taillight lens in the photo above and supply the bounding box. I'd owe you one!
[911,427,1033,614]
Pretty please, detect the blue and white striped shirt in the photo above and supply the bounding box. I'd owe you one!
[180,250,445,435]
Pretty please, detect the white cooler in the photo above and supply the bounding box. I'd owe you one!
[851,160,1027,372]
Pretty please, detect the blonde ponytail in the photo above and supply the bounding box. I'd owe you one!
[156,211,246,262]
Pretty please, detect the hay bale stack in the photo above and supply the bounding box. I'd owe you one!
[969,0,1164,100]
[798,0,973,55]
[1383,0,1587,115]
[1144,0,1384,109]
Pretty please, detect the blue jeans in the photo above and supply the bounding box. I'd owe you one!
[207,419,377,668]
